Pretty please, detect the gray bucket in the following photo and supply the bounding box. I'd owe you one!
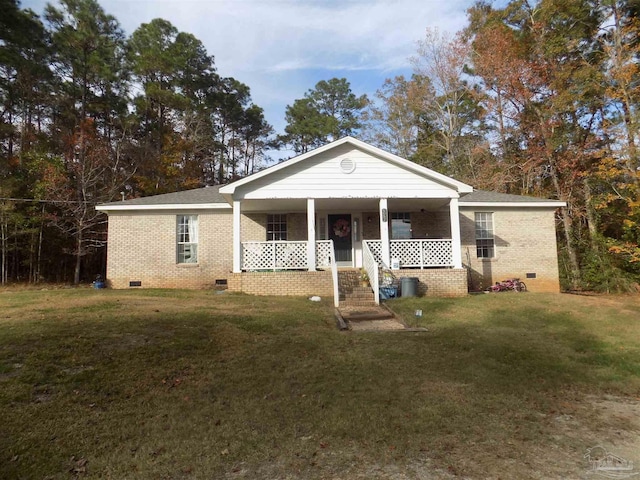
[400,277,419,297]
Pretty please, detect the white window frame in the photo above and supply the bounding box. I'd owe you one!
[267,214,287,241]
[177,215,198,263]
[475,212,495,258]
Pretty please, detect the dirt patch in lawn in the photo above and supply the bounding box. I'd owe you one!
[219,394,640,480]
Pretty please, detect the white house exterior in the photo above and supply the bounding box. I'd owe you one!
[97,137,565,304]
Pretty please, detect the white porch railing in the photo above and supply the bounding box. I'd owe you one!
[364,239,454,268]
[316,240,333,268]
[362,240,380,305]
[242,240,334,271]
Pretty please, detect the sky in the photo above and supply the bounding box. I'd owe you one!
[21,0,479,157]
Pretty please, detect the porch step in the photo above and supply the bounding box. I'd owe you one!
[345,289,375,299]
[339,305,398,323]
[340,299,378,307]
[337,269,362,292]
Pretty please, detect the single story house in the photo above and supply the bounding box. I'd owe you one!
[96,137,565,305]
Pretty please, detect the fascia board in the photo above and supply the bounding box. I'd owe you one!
[459,201,566,208]
[95,203,232,212]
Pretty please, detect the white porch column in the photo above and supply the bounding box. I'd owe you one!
[232,200,242,273]
[307,198,316,271]
[379,198,390,267]
[449,197,463,268]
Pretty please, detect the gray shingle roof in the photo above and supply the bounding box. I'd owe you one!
[460,190,562,204]
[100,185,228,206]
[99,185,561,208]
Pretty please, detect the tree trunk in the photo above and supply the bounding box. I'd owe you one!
[36,205,44,283]
[583,179,599,247]
[549,162,581,289]
[1,214,6,285]
[74,230,82,285]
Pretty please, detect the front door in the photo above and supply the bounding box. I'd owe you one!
[328,214,352,264]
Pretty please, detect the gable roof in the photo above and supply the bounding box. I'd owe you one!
[95,139,566,212]
[95,185,230,212]
[459,190,565,208]
[219,136,473,199]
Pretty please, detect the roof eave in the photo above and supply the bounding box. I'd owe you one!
[96,203,232,212]
[459,201,566,208]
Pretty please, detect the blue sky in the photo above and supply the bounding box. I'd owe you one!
[22,0,479,156]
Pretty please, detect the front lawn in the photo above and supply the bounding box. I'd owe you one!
[1,289,639,479]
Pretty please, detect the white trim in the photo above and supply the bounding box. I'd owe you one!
[232,201,241,273]
[460,201,566,208]
[96,203,231,212]
[307,199,316,271]
[95,200,566,212]
[450,199,463,269]
[379,198,390,267]
[219,136,473,197]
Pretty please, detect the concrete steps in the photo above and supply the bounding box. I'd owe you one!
[336,269,404,328]
[338,269,376,307]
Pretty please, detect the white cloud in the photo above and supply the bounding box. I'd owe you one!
[22,0,473,135]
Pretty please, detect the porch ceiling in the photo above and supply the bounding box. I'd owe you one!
[239,197,452,213]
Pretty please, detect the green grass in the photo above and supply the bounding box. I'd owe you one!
[1,289,639,479]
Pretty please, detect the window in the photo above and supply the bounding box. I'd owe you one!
[177,215,198,263]
[267,214,287,241]
[391,212,411,239]
[475,212,494,258]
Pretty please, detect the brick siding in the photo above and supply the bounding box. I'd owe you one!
[105,206,561,295]
[460,207,561,292]
[228,270,334,296]
[105,211,234,289]
[394,268,467,297]
[287,213,307,241]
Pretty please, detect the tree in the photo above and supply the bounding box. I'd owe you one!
[591,0,640,273]
[1,0,53,283]
[0,0,52,163]
[0,2,273,283]
[280,78,367,154]
[467,0,607,289]
[361,75,421,159]
[410,28,488,180]
[40,119,117,284]
[128,20,272,190]
[45,0,128,133]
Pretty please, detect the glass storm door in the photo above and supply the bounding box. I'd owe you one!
[328,214,352,263]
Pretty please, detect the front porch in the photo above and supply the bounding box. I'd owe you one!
[231,235,467,307]
[231,197,464,272]
[229,196,467,306]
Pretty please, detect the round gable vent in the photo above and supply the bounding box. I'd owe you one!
[339,157,356,174]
